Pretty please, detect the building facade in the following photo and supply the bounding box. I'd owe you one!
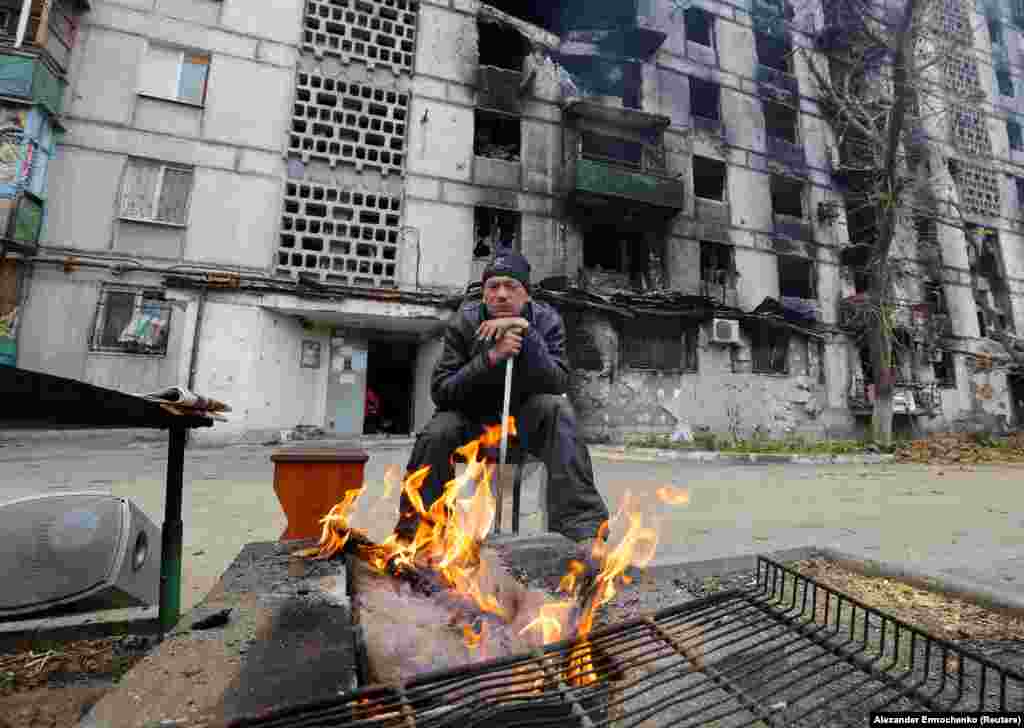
[5,0,1024,443]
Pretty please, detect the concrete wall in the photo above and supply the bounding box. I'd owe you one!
[190,297,329,443]
[47,0,298,269]
[18,268,186,391]
[568,311,831,442]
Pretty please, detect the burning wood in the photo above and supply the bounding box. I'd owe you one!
[308,422,696,691]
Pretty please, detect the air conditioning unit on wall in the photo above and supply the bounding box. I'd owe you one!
[711,318,741,345]
[0,492,161,619]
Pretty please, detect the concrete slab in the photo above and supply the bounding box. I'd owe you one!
[80,540,356,728]
[0,607,159,653]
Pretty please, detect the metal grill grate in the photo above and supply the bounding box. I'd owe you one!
[228,556,1024,727]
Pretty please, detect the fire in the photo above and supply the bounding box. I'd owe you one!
[312,417,694,687]
[656,485,690,505]
[314,419,518,645]
[564,492,659,686]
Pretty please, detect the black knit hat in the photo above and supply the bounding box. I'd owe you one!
[482,249,531,289]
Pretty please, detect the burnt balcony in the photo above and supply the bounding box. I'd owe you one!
[477,65,525,115]
[570,156,684,213]
[695,197,730,225]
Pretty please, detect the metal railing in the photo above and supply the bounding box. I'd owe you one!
[228,556,1021,727]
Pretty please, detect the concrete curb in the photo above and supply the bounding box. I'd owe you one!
[648,545,1024,616]
[591,446,896,465]
[0,606,159,653]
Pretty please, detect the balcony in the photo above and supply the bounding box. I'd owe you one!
[695,197,730,224]
[477,65,524,115]
[0,51,66,115]
[570,156,684,212]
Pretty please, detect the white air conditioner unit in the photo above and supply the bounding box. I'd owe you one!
[0,492,160,619]
[711,318,741,345]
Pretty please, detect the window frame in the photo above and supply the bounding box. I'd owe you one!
[770,174,805,218]
[750,324,790,374]
[763,99,799,144]
[139,45,211,107]
[700,240,734,285]
[119,159,195,227]
[684,6,714,47]
[777,254,817,299]
[692,155,727,201]
[90,287,173,357]
[689,76,721,122]
[473,206,521,261]
[620,315,698,372]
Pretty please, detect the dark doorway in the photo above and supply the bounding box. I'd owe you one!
[1011,375,1024,429]
[365,339,417,435]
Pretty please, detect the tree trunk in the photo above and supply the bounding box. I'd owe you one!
[868,307,894,446]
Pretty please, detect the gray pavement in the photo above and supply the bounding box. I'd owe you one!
[3,435,1024,612]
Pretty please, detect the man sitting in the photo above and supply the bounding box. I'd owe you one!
[395,250,609,545]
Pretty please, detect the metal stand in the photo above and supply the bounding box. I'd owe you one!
[159,427,187,633]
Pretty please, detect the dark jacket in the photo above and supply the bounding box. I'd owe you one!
[431,299,570,419]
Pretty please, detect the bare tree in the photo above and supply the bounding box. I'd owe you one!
[802,0,982,444]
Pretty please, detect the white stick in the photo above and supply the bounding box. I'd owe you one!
[495,356,514,534]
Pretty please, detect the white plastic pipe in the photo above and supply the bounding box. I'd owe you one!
[494,356,514,534]
[14,0,32,48]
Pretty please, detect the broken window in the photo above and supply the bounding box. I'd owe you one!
[1010,118,1023,150]
[997,68,1014,97]
[91,288,172,356]
[933,351,956,388]
[139,46,210,105]
[581,132,642,169]
[583,229,627,271]
[621,316,697,371]
[690,77,720,121]
[693,156,727,200]
[770,175,803,218]
[685,6,713,46]
[700,241,733,285]
[120,159,194,225]
[755,32,792,73]
[763,100,798,144]
[477,19,530,71]
[751,325,789,374]
[778,255,815,299]
[474,109,521,161]
[474,207,520,259]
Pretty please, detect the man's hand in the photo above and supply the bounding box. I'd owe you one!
[477,317,529,342]
[488,331,522,366]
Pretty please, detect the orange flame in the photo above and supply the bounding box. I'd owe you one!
[656,486,690,506]
[562,492,658,686]
[313,417,672,674]
[315,418,518,648]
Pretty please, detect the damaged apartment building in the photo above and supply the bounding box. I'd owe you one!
[5,0,1024,442]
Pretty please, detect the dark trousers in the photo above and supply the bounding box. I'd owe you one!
[396,394,609,542]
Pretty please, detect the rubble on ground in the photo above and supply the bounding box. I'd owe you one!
[895,432,1024,464]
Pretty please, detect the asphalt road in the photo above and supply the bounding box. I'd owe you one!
[4,435,1024,611]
